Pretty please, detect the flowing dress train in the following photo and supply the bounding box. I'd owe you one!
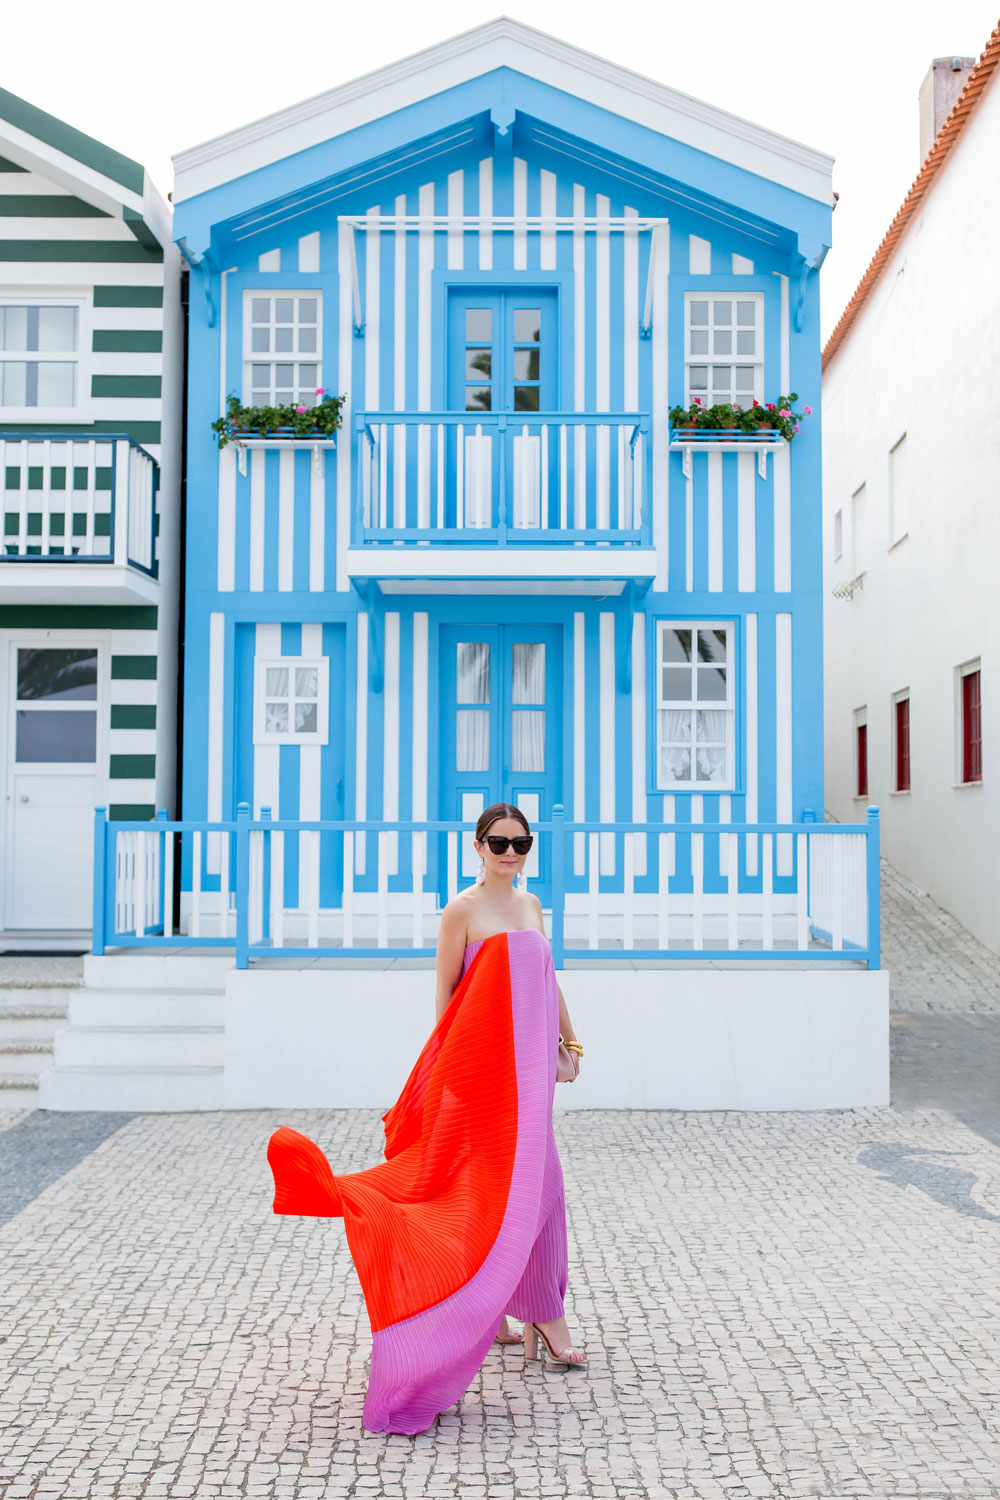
[266,928,568,1434]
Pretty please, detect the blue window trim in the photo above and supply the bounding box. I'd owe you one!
[667,274,783,411]
[645,609,744,798]
[431,268,572,411]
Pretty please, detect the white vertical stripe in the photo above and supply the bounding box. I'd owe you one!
[364,206,380,409]
[773,443,791,591]
[737,451,756,592]
[253,623,282,818]
[258,248,280,272]
[623,206,639,411]
[652,218,670,588]
[745,612,759,877]
[573,612,586,876]
[336,219,353,593]
[631,611,647,877]
[777,272,791,394]
[685,464,694,593]
[383,613,400,876]
[206,613,225,875]
[599,612,615,875]
[595,194,610,408]
[297,232,320,273]
[539,169,557,269]
[418,181,433,410]
[732,253,754,274]
[299,625,323,830]
[277,448,294,591]
[573,183,587,530]
[309,450,325,592]
[707,450,723,591]
[775,612,793,876]
[355,614,368,875]
[689,235,711,273]
[513,157,527,269]
[392,194,407,535]
[411,613,428,820]
[249,449,265,592]
[219,269,231,417]
[447,170,464,269]
[217,447,236,592]
[478,158,492,270]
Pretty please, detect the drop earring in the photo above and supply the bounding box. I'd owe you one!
[516,870,527,892]
[476,855,485,884]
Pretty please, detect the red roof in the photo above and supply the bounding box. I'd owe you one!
[823,22,1000,368]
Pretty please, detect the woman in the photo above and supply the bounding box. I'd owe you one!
[266,802,585,1435]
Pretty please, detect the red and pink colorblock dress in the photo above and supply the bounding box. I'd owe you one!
[266,929,568,1434]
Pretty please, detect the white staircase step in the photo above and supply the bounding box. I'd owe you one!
[53,1025,225,1070]
[0,1038,54,1076]
[68,989,224,1028]
[0,1004,68,1042]
[37,1065,224,1113]
[0,1073,40,1108]
[84,951,234,991]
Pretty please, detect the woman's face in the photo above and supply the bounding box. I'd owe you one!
[475,817,529,883]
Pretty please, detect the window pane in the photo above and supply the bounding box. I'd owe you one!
[466,349,491,379]
[298,299,317,323]
[1,362,27,405]
[511,710,545,771]
[298,365,317,390]
[274,326,294,353]
[37,307,77,351]
[713,330,732,356]
[697,667,727,701]
[660,740,691,783]
[736,330,755,356]
[513,309,540,342]
[512,643,545,703]
[466,308,491,341]
[513,348,539,380]
[2,306,28,351]
[712,366,731,388]
[274,364,294,389]
[294,702,317,734]
[16,708,97,763]
[688,367,707,391]
[251,365,270,390]
[696,709,728,742]
[695,746,728,782]
[36,362,75,406]
[251,327,270,353]
[661,628,692,663]
[252,298,270,322]
[295,666,318,698]
[456,709,489,770]
[689,329,708,355]
[298,327,317,354]
[689,301,709,325]
[266,667,289,696]
[735,367,755,392]
[265,702,288,734]
[457,642,489,703]
[18,648,97,701]
[275,299,294,323]
[661,666,692,701]
[737,301,756,326]
[713,301,732,325]
[698,629,727,662]
[513,386,540,412]
[466,386,491,412]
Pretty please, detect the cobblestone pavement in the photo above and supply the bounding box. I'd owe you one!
[2,1105,1000,1500]
[881,861,1000,1014]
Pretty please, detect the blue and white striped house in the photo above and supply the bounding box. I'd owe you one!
[54,21,888,1113]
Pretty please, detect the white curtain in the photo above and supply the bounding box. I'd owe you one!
[457,642,489,704]
[512,642,544,703]
[512,710,545,771]
[695,710,728,782]
[457,709,489,771]
[660,709,692,781]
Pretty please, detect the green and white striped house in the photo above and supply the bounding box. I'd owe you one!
[0,87,182,942]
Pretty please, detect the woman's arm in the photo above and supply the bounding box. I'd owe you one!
[434,899,469,1024]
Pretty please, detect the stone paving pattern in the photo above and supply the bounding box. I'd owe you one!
[1,864,1000,1499]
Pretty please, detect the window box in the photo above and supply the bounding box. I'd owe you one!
[668,426,785,479]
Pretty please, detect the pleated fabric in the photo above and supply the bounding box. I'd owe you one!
[266,928,568,1434]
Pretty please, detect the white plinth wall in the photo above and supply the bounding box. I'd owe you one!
[39,954,889,1112]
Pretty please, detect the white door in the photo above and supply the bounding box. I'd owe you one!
[5,643,101,930]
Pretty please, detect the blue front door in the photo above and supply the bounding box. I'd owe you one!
[439,622,563,905]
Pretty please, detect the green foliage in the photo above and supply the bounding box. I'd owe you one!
[669,394,811,441]
[211,391,345,449]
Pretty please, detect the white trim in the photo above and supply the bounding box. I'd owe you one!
[205,612,225,874]
[447,170,464,270]
[631,610,647,877]
[573,611,586,876]
[689,235,711,273]
[252,624,281,818]
[297,231,320,273]
[411,614,429,821]
[655,620,735,792]
[336,220,353,593]
[355,614,368,871]
[539,171,557,271]
[249,448,265,592]
[773,442,791,592]
[599,611,615,874]
[745,612,758,875]
[277,447,294,592]
[299,625,324,825]
[253,652,330,746]
[344,547,658,579]
[478,157,492,271]
[513,158,528,270]
[383,612,400,875]
[775,612,793,874]
[737,451,756,592]
[0,290,92,423]
[707,449,723,591]
[171,19,834,206]
[0,122,146,220]
[776,271,790,395]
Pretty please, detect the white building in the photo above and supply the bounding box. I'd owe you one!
[822,30,999,950]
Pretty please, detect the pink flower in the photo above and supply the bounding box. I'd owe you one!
[296,404,306,414]
[315,387,326,396]
[794,422,800,433]
[693,396,702,405]
[803,404,812,415]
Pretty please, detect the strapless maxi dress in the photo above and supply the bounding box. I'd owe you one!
[266,928,569,1434]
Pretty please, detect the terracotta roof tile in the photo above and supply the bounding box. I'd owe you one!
[823,22,1000,368]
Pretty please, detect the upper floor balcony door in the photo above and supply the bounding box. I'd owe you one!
[448,290,557,418]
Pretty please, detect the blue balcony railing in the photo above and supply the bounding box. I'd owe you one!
[93,806,880,969]
[353,411,651,546]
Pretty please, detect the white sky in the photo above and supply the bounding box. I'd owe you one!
[4,0,997,338]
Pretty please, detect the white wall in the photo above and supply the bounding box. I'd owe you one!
[823,67,1000,952]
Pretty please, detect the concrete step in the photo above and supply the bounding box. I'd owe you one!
[0,1038,54,1076]
[53,1025,225,1070]
[0,1003,68,1042]
[0,1073,39,1108]
[67,989,224,1028]
[84,951,234,991]
[37,1065,225,1113]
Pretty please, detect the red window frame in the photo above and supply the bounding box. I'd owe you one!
[962,670,982,783]
[895,698,910,791]
[856,722,868,798]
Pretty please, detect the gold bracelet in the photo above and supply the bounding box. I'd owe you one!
[564,1040,584,1057]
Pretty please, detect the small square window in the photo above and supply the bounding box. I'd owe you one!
[243,292,323,406]
[254,656,329,745]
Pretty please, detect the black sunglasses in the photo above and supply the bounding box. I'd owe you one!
[483,835,533,856]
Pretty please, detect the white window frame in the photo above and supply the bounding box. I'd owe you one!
[954,657,982,787]
[684,292,764,409]
[832,508,843,562]
[853,705,868,801]
[253,656,329,746]
[890,688,911,795]
[655,620,735,791]
[850,482,867,578]
[0,289,91,422]
[888,433,908,548]
[242,291,322,407]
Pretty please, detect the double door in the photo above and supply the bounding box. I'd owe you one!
[440,623,562,904]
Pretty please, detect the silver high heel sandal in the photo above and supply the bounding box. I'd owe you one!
[524,1322,587,1368]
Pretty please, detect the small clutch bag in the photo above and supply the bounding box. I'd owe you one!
[556,1035,580,1083]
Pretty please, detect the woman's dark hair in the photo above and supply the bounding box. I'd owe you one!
[475,802,531,842]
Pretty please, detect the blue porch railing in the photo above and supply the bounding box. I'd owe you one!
[93,806,880,969]
[353,411,651,546]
